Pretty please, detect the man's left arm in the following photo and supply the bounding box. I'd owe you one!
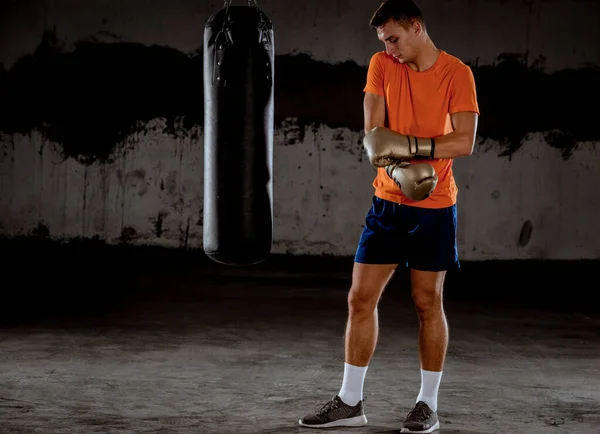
[430,111,479,159]
[432,64,480,159]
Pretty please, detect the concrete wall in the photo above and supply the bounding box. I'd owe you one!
[0,0,599,260]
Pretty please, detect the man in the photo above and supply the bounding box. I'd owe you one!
[298,0,479,433]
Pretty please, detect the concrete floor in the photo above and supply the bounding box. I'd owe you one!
[0,240,599,434]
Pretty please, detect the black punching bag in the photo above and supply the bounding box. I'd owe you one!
[203,0,274,266]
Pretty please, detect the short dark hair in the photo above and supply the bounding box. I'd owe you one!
[369,0,424,29]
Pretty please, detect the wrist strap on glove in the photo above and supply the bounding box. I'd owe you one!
[414,137,435,159]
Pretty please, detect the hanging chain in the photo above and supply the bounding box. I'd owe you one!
[224,0,259,7]
[222,0,264,29]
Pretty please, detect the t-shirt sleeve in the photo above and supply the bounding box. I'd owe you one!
[363,52,386,96]
[449,64,480,115]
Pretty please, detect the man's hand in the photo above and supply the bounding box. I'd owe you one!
[386,162,438,201]
[363,126,435,166]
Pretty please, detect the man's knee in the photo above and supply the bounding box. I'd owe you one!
[347,285,380,316]
[410,270,446,317]
[411,288,441,316]
[347,262,396,316]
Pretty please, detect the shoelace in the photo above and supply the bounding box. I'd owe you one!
[318,398,340,415]
[406,404,430,422]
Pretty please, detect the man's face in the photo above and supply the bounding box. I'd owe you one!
[376,19,419,63]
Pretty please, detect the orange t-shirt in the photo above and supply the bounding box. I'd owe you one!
[363,50,480,209]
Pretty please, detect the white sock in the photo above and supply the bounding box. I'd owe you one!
[338,363,368,406]
[416,369,443,412]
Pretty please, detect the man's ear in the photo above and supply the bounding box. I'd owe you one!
[412,20,423,35]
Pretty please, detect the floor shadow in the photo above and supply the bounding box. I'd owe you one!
[252,425,400,434]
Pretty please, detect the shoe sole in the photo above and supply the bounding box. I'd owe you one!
[400,421,440,433]
[298,415,368,428]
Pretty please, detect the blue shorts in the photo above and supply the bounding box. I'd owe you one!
[354,196,459,271]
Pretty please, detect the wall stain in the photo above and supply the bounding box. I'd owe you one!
[332,129,364,161]
[279,118,305,146]
[274,53,366,133]
[149,211,168,238]
[164,172,178,195]
[31,222,50,238]
[470,53,600,159]
[518,220,533,247]
[0,29,202,165]
[182,217,191,249]
[127,169,148,196]
[0,30,598,163]
[119,226,137,244]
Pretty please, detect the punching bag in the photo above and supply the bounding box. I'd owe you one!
[203,0,275,266]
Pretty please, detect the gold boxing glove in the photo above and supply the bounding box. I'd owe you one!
[386,162,438,201]
[364,126,435,166]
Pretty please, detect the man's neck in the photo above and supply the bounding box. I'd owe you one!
[407,40,440,72]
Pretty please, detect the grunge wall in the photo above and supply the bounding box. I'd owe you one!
[0,0,599,260]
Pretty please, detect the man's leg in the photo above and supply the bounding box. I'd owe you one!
[412,269,448,407]
[299,196,403,428]
[298,262,396,429]
[399,270,447,434]
[339,262,397,405]
[400,205,458,434]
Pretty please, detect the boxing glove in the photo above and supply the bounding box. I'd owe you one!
[386,162,438,201]
[364,126,435,166]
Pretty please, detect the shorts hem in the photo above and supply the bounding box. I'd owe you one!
[408,261,461,272]
[354,255,403,265]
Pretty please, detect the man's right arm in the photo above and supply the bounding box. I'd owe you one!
[363,91,386,133]
[362,91,438,201]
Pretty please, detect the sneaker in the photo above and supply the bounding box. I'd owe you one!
[298,395,368,428]
[400,401,440,433]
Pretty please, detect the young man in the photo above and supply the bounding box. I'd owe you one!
[298,0,479,433]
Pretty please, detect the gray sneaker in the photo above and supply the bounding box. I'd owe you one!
[400,401,440,433]
[298,395,368,428]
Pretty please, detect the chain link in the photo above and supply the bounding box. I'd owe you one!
[224,0,259,7]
